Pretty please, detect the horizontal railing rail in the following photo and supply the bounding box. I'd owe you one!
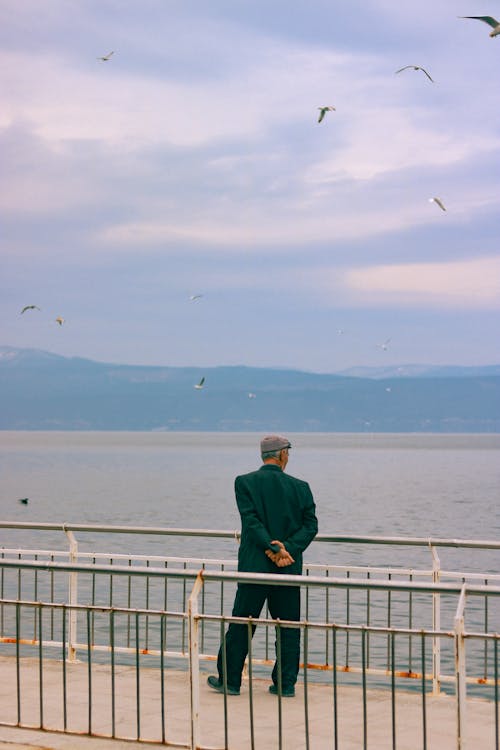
[2,520,500,550]
[0,557,492,595]
[2,557,500,596]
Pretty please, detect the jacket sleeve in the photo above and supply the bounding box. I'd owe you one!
[235,476,273,550]
[283,483,318,560]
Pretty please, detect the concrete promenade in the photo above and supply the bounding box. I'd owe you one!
[0,656,496,749]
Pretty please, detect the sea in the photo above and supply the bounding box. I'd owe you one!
[1,431,499,571]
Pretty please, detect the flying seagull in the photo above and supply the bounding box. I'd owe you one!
[429,197,446,212]
[460,16,500,37]
[18,498,29,505]
[189,294,203,302]
[194,377,205,390]
[97,51,115,61]
[20,305,41,314]
[395,65,434,82]
[377,338,392,351]
[317,106,336,123]
[55,316,65,325]
[248,392,257,399]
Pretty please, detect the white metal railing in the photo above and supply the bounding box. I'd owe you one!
[2,520,500,551]
[1,523,500,748]
[1,523,500,687]
[1,553,499,684]
[0,556,499,749]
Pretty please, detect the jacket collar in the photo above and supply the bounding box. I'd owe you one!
[259,463,282,472]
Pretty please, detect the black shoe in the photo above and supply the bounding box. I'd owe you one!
[269,684,295,697]
[207,675,240,696]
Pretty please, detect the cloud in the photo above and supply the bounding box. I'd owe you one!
[97,172,499,253]
[304,109,500,184]
[194,255,500,311]
[2,8,499,244]
[96,207,418,250]
[1,0,499,371]
[343,256,500,309]
[0,37,359,150]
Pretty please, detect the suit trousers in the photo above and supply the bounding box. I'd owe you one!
[216,582,301,690]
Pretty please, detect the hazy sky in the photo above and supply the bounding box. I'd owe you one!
[1,0,499,372]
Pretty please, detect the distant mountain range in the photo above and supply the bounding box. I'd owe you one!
[1,346,499,432]
[337,364,500,379]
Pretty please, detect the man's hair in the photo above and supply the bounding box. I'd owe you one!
[261,449,282,460]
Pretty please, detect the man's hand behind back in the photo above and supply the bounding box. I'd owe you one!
[265,540,295,568]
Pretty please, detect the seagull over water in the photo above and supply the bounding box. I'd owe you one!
[97,51,115,61]
[55,317,65,326]
[460,16,500,37]
[189,294,203,302]
[317,106,336,123]
[20,305,41,314]
[395,65,434,82]
[377,338,392,351]
[194,377,205,390]
[429,197,446,212]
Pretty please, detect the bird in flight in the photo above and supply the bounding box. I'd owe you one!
[18,498,29,505]
[194,377,205,390]
[189,294,203,302]
[55,317,65,326]
[97,51,115,61]
[377,338,392,351]
[20,305,41,314]
[317,106,336,123]
[248,392,257,399]
[460,16,500,37]
[395,65,434,82]
[429,197,446,212]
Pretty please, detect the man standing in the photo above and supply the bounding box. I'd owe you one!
[207,435,318,697]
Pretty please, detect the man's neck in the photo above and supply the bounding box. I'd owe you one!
[263,458,283,470]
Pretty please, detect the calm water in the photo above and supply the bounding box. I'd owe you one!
[1,431,499,572]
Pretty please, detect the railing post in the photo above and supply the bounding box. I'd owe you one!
[430,543,441,694]
[454,585,467,750]
[64,526,78,662]
[188,570,204,750]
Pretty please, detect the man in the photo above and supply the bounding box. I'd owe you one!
[207,434,318,698]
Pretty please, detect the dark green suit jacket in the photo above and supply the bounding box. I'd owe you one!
[235,464,318,576]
